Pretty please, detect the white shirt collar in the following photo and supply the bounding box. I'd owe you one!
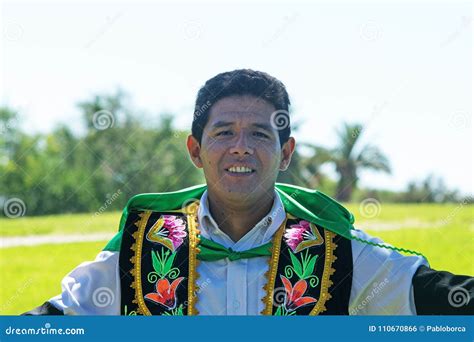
[197,189,286,251]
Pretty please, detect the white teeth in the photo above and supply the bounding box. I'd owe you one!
[228,166,253,173]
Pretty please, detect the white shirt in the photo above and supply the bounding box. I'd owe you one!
[49,190,428,315]
[195,190,286,315]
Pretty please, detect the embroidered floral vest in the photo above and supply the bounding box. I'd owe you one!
[118,202,353,316]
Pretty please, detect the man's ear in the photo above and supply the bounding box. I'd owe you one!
[187,134,203,168]
[279,137,296,171]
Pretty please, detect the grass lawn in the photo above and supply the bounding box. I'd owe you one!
[0,212,121,237]
[345,203,474,275]
[0,241,106,315]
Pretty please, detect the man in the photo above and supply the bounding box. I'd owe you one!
[24,69,473,315]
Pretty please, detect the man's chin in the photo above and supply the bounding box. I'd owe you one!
[215,184,260,200]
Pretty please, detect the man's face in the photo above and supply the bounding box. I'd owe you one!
[187,95,295,203]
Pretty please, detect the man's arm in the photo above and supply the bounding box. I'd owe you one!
[349,229,428,315]
[412,265,474,315]
[22,250,120,315]
[349,228,473,315]
[22,301,64,315]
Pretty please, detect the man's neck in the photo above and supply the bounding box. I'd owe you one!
[206,190,275,243]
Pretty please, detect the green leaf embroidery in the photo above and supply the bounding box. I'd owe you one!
[163,251,176,276]
[175,304,184,316]
[274,306,283,316]
[123,305,137,316]
[289,250,303,279]
[303,255,318,279]
[275,305,296,316]
[162,304,184,316]
[151,250,162,275]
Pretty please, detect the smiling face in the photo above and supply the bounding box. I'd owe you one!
[187,95,295,205]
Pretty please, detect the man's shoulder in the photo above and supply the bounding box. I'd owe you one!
[275,183,355,240]
[103,185,206,253]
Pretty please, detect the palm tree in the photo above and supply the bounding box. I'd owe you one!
[303,123,391,202]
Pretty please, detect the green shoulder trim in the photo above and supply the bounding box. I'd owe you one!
[102,184,207,252]
[103,230,124,252]
[102,183,425,259]
[274,183,355,240]
[274,183,425,258]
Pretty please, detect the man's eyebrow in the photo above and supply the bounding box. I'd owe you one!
[209,121,274,131]
[252,123,274,131]
[210,121,233,129]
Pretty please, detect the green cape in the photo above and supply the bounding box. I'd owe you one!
[103,183,424,258]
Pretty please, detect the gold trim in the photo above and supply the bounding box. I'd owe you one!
[186,204,201,315]
[130,211,152,316]
[309,229,337,315]
[261,217,287,315]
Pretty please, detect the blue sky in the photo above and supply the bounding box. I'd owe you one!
[2,0,472,194]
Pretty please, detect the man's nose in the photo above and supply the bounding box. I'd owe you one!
[229,132,254,155]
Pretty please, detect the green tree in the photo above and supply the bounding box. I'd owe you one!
[401,175,460,203]
[314,123,391,202]
[1,90,205,216]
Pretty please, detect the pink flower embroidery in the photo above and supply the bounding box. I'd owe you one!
[147,215,187,251]
[284,220,322,253]
[160,215,187,250]
[162,215,187,248]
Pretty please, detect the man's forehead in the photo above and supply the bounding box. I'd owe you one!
[209,118,274,130]
[209,96,274,115]
[207,111,274,129]
[205,95,277,129]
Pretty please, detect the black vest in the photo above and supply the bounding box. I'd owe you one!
[118,207,353,315]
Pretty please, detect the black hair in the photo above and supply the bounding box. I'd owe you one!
[192,69,291,146]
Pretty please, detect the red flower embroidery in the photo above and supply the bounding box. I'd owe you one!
[280,275,317,311]
[144,277,184,310]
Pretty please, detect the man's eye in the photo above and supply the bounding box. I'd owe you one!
[216,130,232,136]
[254,132,269,139]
